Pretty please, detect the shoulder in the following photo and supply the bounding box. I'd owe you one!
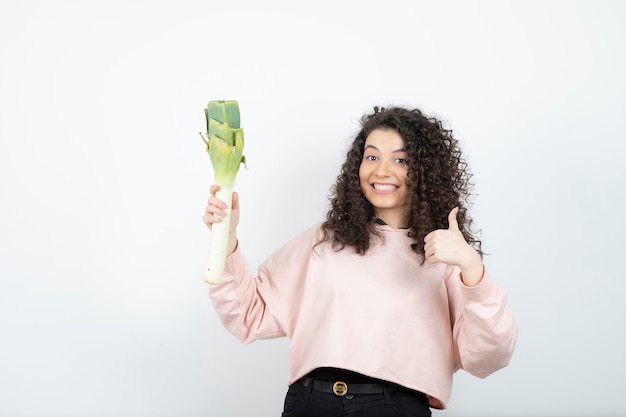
[265,223,325,262]
[284,222,324,246]
[264,224,322,268]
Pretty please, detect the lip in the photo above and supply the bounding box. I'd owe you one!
[371,183,399,194]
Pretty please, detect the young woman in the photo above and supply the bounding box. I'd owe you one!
[202,106,518,416]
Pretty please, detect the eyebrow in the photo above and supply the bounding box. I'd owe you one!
[364,144,407,153]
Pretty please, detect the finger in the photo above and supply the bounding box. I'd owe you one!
[202,212,222,229]
[423,238,435,260]
[202,212,220,225]
[424,229,442,243]
[206,196,227,211]
[205,202,226,216]
[231,191,240,211]
[204,199,229,217]
[425,249,438,263]
[448,207,460,231]
[209,184,220,196]
[203,212,224,226]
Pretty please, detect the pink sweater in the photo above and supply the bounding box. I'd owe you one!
[208,223,517,409]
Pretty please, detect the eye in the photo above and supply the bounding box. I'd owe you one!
[365,155,378,161]
[395,157,407,164]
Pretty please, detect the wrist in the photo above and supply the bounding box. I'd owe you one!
[459,252,484,287]
[227,232,238,255]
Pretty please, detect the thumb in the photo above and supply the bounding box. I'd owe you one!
[448,207,460,231]
[231,191,240,210]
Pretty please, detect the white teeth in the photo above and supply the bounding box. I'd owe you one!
[373,184,397,191]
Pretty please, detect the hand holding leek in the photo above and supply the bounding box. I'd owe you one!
[200,100,246,284]
[203,184,239,259]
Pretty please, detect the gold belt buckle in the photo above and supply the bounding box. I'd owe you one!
[333,381,348,396]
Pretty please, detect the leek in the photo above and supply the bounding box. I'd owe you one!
[200,100,246,284]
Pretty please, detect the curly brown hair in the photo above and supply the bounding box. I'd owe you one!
[318,105,483,259]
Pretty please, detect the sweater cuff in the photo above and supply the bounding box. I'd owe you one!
[216,245,247,284]
[459,269,500,302]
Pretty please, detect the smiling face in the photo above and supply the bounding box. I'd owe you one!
[358,128,410,228]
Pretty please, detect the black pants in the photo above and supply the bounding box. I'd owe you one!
[281,380,431,417]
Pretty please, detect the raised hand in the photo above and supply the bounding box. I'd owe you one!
[423,207,484,286]
[203,185,240,230]
[202,184,239,256]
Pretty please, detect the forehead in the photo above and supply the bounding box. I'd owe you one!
[364,128,405,149]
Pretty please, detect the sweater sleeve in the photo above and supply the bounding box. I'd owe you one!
[447,267,518,378]
[207,226,318,344]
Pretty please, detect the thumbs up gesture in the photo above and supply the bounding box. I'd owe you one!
[423,207,484,287]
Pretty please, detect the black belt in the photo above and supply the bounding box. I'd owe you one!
[298,376,403,397]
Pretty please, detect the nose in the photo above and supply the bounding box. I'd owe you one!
[374,160,391,177]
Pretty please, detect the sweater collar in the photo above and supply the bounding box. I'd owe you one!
[374,218,409,230]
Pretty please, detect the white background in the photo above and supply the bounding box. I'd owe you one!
[1,1,625,416]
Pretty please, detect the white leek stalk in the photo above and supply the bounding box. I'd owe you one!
[200,100,246,284]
